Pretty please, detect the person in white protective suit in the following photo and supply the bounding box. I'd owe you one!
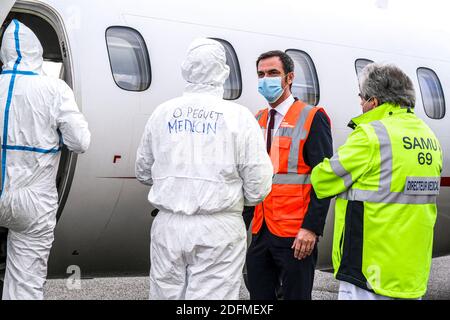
[136,38,273,300]
[0,20,90,300]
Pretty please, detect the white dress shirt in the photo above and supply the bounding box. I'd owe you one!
[266,95,295,141]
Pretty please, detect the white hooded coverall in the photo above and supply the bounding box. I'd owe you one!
[0,20,90,299]
[136,38,273,300]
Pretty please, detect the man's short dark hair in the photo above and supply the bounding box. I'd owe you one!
[256,50,294,74]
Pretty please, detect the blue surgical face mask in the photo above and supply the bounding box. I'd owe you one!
[258,77,285,103]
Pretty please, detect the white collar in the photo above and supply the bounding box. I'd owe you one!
[267,95,295,117]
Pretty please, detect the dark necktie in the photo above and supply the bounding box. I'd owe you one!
[267,109,277,154]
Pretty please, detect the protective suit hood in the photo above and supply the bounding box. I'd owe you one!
[0,20,43,74]
[181,38,230,96]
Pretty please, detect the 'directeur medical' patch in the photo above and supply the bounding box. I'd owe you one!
[404,176,440,195]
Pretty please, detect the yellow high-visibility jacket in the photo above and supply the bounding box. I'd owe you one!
[311,103,442,299]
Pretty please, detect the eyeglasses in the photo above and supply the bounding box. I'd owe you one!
[358,93,370,100]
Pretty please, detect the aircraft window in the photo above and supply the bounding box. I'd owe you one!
[106,27,151,91]
[417,68,445,119]
[210,38,242,100]
[285,49,319,106]
[355,59,374,81]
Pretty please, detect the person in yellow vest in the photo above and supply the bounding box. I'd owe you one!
[246,50,333,300]
[311,63,443,300]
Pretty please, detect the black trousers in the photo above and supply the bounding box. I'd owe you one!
[242,206,255,231]
[246,222,318,300]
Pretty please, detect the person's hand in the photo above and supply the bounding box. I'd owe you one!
[291,228,317,260]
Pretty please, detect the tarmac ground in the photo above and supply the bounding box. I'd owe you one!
[43,256,450,300]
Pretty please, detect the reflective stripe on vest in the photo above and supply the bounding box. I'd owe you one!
[272,173,311,185]
[276,104,314,174]
[336,120,437,204]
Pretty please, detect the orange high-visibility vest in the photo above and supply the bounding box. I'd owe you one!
[253,100,328,237]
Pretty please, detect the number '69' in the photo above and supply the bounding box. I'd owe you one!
[418,152,433,165]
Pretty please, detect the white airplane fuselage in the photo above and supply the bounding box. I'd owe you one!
[0,0,449,278]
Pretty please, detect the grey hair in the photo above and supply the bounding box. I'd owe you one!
[360,63,416,108]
